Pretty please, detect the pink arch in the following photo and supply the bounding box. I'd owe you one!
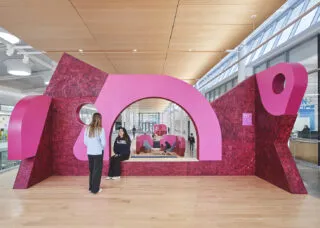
[73,74,222,161]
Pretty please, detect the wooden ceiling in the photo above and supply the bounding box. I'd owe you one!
[128,99,171,113]
[0,0,285,111]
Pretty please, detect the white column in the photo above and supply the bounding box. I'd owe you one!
[238,45,246,83]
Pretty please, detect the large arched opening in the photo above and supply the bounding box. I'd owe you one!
[74,74,222,161]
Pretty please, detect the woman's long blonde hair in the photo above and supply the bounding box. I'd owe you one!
[88,113,102,138]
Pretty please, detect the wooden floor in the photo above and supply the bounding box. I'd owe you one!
[1,169,320,228]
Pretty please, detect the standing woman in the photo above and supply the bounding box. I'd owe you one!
[84,113,105,194]
[107,127,131,179]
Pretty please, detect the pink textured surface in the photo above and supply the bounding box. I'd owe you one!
[255,63,308,194]
[255,93,307,193]
[8,95,52,160]
[13,105,53,189]
[136,134,153,152]
[74,74,222,161]
[256,63,308,116]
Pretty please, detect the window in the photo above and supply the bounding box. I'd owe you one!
[226,81,233,91]
[263,36,277,55]
[251,46,264,61]
[269,53,286,67]
[294,0,319,35]
[221,84,227,93]
[232,78,238,87]
[273,14,288,35]
[307,0,320,9]
[277,2,304,46]
[254,63,267,74]
[262,15,288,55]
[288,36,317,72]
[215,87,221,99]
[277,24,295,46]
[211,90,216,101]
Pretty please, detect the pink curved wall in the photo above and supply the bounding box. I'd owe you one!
[8,95,52,160]
[256,63,308,116]
[74,74,222,161]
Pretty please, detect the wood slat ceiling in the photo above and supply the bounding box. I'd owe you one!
[0,0,285,111]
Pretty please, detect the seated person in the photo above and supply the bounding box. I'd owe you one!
[142,140,153,153]
[162,141,176,155]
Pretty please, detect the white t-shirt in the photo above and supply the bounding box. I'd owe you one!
[84,127,106,155]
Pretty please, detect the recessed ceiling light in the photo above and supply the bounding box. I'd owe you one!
[78,49,83,52]
[133,49,138,52]
[0,32,20,44]
[8,70,31,76]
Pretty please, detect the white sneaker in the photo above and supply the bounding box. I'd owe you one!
[98,188,103,193]
[105,176,112,180]
[112,176,120,180]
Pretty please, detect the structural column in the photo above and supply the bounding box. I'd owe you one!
[237,45,246,83]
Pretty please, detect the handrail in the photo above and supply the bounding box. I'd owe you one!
[198,2,320,90]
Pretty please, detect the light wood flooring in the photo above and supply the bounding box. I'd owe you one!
[0,169,319,228]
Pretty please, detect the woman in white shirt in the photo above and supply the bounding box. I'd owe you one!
[84,113,106,194]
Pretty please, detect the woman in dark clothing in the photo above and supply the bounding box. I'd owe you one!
[107,127,131,180]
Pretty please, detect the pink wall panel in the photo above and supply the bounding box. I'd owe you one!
[256,63,308,116]
[8,95,52,160]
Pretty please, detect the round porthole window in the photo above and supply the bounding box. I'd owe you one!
[78,104,98,125]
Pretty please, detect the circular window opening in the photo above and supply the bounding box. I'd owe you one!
[78,104,98,125]
[272,74,286,94]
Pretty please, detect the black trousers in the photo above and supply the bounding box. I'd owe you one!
[88,154,103,193]
[108,154,130,177]
[190,143,194,152]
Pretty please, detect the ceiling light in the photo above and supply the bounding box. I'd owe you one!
[22,55,29,64]
[45,81,50,85]
[133,49,137,52]
[0,32,20,44]
[8,70,31,76]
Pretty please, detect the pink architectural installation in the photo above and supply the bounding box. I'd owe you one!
[8,53,308,194]
[8,95,52,160]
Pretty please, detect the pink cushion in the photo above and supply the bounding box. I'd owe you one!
[176,136,186,157]
[136,134,153,152]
